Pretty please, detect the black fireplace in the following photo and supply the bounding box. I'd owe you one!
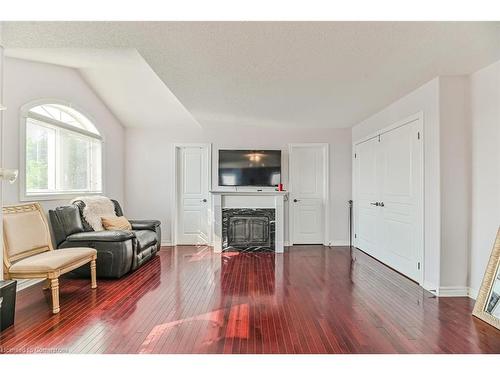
[222,208,275,252]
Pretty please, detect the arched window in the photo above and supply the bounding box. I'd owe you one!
[21,102,103,199]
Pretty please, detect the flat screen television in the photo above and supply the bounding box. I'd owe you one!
[218,150,281,187]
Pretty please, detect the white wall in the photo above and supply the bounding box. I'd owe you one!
[469,60,500,297]
[439,76,470,289]
[352,78,441,291]
[2,57,125,211]
[124,125,352,245]
[352,71,500,296]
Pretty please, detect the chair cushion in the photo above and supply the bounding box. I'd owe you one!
[9,248,97,273]
[133,230,157,250]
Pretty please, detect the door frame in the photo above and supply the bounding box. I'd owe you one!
[352,111,424,284]
[288,143,330,246]
[172,143,212,246]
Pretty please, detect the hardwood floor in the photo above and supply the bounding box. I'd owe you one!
[1,245,500,354]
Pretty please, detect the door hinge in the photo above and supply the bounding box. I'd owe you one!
[417,262,421,270]
[354,234,357,239]
[354,153,357,159]
[417,131,420,140]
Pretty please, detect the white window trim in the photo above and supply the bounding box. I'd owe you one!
[19,99,106,201]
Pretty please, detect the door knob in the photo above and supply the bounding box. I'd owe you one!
[293,199,300,203]
[379,202,385,207]
[202,199,207,202]
[370,202,379,206]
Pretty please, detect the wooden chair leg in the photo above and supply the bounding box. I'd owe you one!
[50,278,60,314]
[90,259,97,289]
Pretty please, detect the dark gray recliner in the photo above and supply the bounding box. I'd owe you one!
[49,199,161,278]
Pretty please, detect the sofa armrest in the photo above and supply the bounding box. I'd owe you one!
[66,230,135,242]
[129,220,161,231]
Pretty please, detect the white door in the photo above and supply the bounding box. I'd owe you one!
[176,145,210,245]
[289,144,326,245]
[379,122,422,281]
[354,136,383,258]
[354,118,423,282]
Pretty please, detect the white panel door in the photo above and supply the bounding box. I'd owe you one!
[354,119,422,283]
[176,145,210,245]
[289,145,325,244]
[354,137,382,258]
[379,121,422,281]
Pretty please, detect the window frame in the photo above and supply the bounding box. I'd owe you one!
[20,99,105,201]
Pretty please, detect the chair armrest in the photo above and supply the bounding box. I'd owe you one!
[129,220,161,231]
[66,231,135,242]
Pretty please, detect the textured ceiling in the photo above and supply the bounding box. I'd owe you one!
[5,48,201,129]
[3,21,500,129]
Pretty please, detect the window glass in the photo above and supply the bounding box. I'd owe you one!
[24,104,103,197]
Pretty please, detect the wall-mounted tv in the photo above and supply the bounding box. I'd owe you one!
[218,150,281,187]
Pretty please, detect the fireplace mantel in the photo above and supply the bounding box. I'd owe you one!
[210,191,287,253]
[210,190,288,196]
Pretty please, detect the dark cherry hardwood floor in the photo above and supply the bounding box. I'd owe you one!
[1,245,500,354]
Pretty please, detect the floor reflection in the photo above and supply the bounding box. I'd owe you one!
[220,251,276,295]
[4,245,500,353]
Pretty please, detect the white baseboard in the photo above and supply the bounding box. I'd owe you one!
[438,287,479,299]
[422,281,438,295]
[284,241,350,247]
[468,288,479,300]
[16,279,44,292]
[330,240,350,247]
[160,242,214,247]
[437,286,470,297]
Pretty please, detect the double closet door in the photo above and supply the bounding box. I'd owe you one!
[354,117,423,283]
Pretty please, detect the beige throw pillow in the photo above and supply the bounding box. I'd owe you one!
[101,216,132,231]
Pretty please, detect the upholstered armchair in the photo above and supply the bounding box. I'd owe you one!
[49,199,161,278]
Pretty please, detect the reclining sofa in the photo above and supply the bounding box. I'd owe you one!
[49,199,161,278]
